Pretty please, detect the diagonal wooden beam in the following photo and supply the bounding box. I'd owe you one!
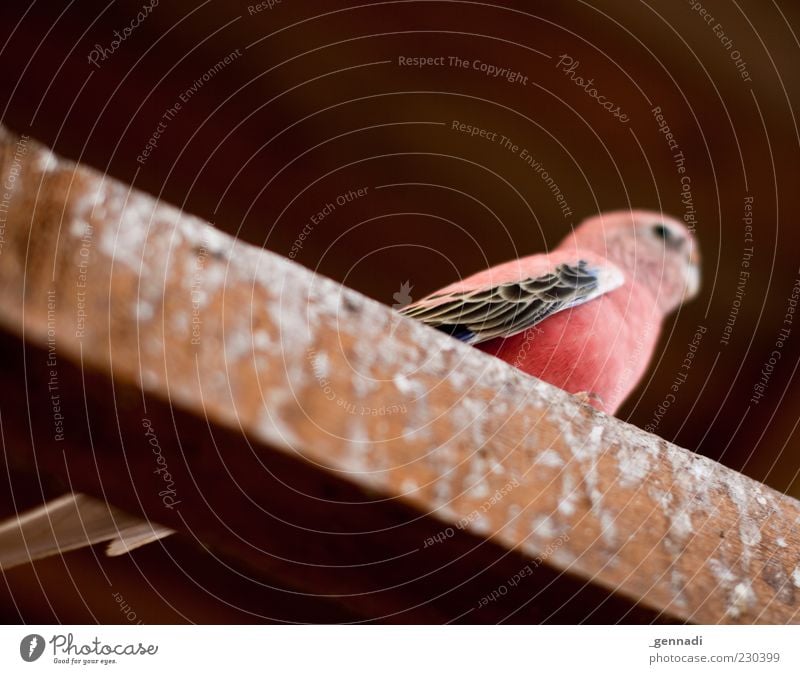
[0,126,798,623]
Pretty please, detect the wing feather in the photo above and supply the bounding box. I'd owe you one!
[399,255,624,345]
[0,493,174,569]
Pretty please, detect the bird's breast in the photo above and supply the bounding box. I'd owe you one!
[476,282,661,414]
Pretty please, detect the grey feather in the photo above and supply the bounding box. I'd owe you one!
[399,260,622,344]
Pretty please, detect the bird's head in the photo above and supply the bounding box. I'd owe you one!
[563,209,701,315]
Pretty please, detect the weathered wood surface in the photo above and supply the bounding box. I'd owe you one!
[0,126,798,623]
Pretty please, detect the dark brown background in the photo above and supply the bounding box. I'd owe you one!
[1,0,798,622]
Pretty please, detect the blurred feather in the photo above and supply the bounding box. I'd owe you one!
[0,493,173,569]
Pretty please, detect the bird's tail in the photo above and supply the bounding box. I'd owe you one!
[0,492,174,570]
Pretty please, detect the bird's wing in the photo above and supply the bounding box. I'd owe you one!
[0,493,174,569]
[398,250,624,345]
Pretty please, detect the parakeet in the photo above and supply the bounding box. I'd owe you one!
[400,210,700,414]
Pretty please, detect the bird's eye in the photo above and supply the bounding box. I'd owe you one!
[652,223,672,241]
[651,222,686,251]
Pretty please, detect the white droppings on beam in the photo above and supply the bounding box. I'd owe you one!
[726,473,764,568]
[311,351,330,378]
[615,439,657,488]
[531,514,559,539]
[453,397,488,447]
[69,219,92,237]
[225,329,251,362]
[467,513,491,536]
[252,331,272,351]
[467,479,490,500]
[393,373,420,397]
[443,366,470,392]
[270,292,312,355]
[31,146,58,173]
[669,569,689,610]
[727,582,757,618]
[256,367,309,447]
[339,422,373,474]
[566,423,617,546]
[432,478,452,504]
[199,224,232,258]
[489,460,506,476]
[534,449,564,469]
[558,473,578,517]
[200,264,228,299]
[670,509,694,540]
[549,547,576,567]
[708,557,737,585]
[400,478,419,496]
[95,188,159,273]
[135,300,154,322]
[659,447,716,553]
[351,373,377,398]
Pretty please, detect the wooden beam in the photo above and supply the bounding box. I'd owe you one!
[0,126,798,623]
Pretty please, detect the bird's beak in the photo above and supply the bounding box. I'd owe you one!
[684,244,701,300]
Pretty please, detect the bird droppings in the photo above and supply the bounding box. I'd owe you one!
[669,569,689,610]
[534,448,564,469]
[690,459,714,482]
[70,219,92,237]
[558,473,578,517]
[454,397,489,446]
[727,582,756,618]
[135,301,154,322]
[432,479,452,504]
[95,189,157,273]
[564,423,618,546]
[255,394,303,452]
[467,513,491,536]
[531,515,559,539]
[670,509,694,540]
[392,374,416,396]
[648,486,672,510]
[32,146,58,173]
[709,557,737,585]
[225,330,251,362]
[252,331,272,351]
[726,474,764,562]
[140,369,159,388]
[400,479,419,495]
[200,264,228,297]
[198,225,232,259]
[443,367,470,391]
[760,558,795,605]
[615,440,656,487]
[490,461,506,475]
[311,351,330,378]
[467,480,490,500]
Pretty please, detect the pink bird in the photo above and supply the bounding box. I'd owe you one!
[400,210,700,414]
